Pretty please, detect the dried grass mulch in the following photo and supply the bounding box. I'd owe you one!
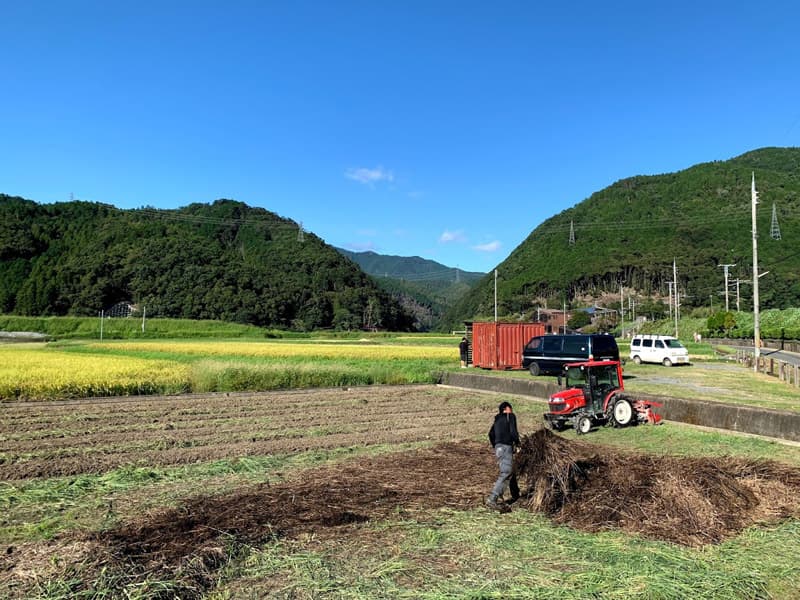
[515,428,800,547]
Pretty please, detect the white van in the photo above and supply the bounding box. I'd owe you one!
[629,335,690,367]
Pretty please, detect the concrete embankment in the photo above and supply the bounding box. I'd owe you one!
[440,371,800,443]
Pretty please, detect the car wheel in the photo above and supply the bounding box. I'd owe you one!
[663,357,673,367]
[632,355,642,364]
[529,362,540,376]
[612,397,634,427]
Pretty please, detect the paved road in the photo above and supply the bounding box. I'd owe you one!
[736,346,800,366]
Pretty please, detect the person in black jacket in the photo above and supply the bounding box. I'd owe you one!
[486,401,520,510]
[459,337,469,368]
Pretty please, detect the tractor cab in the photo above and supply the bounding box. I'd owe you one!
[545,359,661,435]
[561,360,623,413]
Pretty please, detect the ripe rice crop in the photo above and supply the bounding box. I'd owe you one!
[0,346,189,400]
[89,340,456,362]
[1,339,458,400]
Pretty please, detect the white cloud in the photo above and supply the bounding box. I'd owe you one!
[345,241,377,252]
[473,240,501,252]
[439,229,466,243]
[345,166,394,185]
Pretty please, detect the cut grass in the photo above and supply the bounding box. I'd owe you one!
[212,509,796,599]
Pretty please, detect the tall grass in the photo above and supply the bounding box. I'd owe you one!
[0,315,269,339]
[0,315,465,343]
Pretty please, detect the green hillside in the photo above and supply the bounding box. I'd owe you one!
[0,197,414,331]
[444,147,800,329]
[337,248,484,330]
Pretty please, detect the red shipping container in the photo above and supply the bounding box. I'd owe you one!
[467,322,546,370]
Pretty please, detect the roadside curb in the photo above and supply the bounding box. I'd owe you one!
[439,371,800,443]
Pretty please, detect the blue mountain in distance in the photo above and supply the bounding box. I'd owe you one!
[337,248,485,331]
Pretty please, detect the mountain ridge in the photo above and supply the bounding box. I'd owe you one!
[0,196,415,331]
[443,147,800,329]
[337,248,484,330]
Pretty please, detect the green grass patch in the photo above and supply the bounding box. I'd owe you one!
[188,359,442,391]
[213,508,797,599]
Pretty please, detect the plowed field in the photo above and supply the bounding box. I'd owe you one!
[3,385,800,599]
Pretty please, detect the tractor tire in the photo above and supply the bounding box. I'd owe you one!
[632,355,642,365]
[529,362,541,376]
[574,414,592,435]
[662,357,673,367]
[549,420,565,432]
[612,397,634,427]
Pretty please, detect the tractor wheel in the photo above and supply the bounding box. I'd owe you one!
[632,355,642,365]
[574,414,592,435]
[612,397,634,427]
[529,362,541,376]
[662,357,673,367]
[549,420,565,432]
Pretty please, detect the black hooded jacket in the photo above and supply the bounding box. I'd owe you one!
[488,403,520,447]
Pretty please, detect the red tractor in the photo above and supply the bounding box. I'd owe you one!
[544,360,662,435]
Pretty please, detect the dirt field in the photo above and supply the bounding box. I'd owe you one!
[3,385,800,598]
[0,385,493,480]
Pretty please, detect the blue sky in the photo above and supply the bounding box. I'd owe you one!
[3,1,799,273]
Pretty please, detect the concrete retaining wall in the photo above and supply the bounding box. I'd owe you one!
[442,371,559,400]
[440,371,800,443]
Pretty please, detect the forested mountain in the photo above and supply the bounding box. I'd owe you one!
[337,249,484,330]
[444,147,800,329]
[0,197,414,331]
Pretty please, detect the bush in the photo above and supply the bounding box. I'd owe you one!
[707,311,737,336]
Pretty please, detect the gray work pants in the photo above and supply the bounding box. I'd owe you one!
[490,443,514,500]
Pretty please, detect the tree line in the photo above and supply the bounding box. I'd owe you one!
[0,197,415,331]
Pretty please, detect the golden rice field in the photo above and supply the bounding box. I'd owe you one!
[88,339,456,360]
[0,344,189,400]
[0,339,459,400]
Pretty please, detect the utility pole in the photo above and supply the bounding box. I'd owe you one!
[667,281,674,321]
[619,284,624,338]
[733,279,751,312]
[751,173,761,371]
[718,263,736,312]
[673,259,679,338]
[494,269,498,322]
